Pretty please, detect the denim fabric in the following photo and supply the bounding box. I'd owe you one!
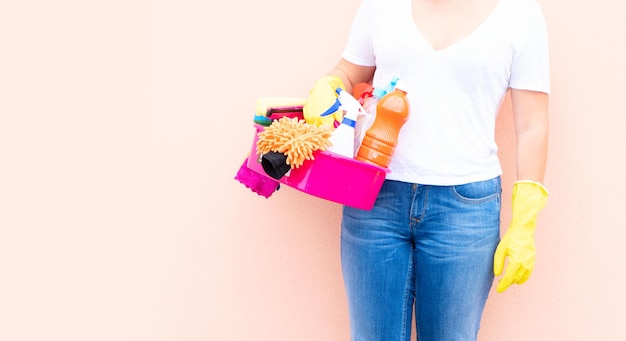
[341,177,501,341]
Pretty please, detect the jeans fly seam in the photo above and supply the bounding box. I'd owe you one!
[410,186,429,227]
[400,247,414,341]
[409,184,421,226]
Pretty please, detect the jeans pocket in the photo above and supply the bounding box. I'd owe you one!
[451,177,501,203]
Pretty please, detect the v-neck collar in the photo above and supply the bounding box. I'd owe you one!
[409,0,505,53]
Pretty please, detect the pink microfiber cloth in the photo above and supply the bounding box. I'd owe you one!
[234,156,280,198]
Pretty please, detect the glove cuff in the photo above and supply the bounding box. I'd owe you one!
[512,181,548,206]
[514,180,549,195]
[510,180,548,231]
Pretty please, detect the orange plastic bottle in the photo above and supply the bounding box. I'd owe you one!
[355,86,410,168]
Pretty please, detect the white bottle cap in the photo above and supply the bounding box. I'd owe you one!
[394,79,409,93]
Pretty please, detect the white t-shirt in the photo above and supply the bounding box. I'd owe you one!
[342,0,550,185]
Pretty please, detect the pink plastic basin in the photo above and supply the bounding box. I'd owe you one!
[247,124,388,210]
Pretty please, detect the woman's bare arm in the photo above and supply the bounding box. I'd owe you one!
[328,58,376,94]
[511,89,549,182]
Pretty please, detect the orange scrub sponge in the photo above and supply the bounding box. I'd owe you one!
[256,117,333,169]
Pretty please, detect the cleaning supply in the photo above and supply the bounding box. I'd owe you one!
[246,123,388,210]
[327,88,366,158]
[356,87,386,151]
[356,83,410,168]
[254,97,306,126]
[256,117,333,174]
[303,75,345,127]
[255,97,307,118]
[234,156,280,197]
[494,180,549,293]
[354,77,399,151]
[384,76,400,94]
[352,82,374,105]
[261,151,292,180]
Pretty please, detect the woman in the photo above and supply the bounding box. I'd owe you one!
[303,0,550,340]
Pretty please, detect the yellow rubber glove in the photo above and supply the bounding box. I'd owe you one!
[303,75,346,127]
[494,180,548,293]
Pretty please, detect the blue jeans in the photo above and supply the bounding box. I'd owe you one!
[341,177,501,341]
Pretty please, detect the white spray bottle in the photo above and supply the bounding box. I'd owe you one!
[327,88,366,158]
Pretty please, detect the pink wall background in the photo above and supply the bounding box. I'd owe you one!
[1,0,625,340]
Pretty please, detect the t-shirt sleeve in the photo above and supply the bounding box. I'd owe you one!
[509,1,550,93]
[341,0,376,67]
